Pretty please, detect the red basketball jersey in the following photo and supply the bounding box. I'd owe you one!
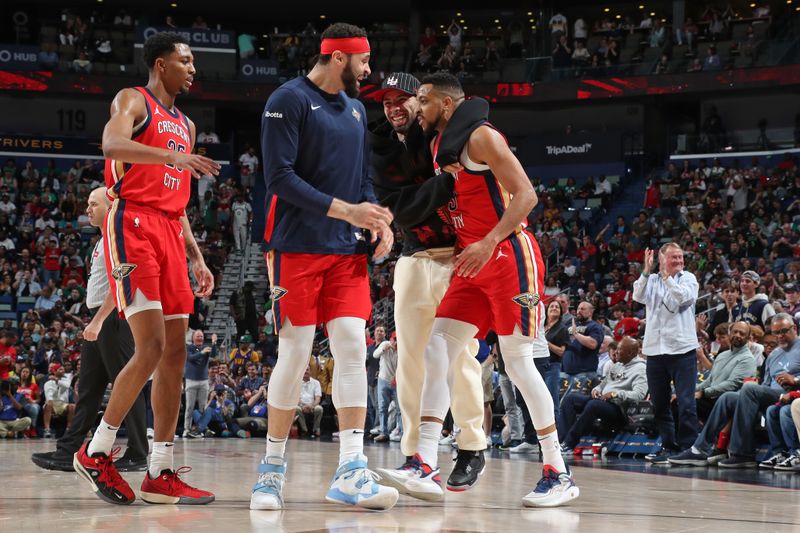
[105,87,193,216]
[432,125,526,249]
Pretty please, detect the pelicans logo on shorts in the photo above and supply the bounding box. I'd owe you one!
[512,292,541,309]
[112,263,137,281]
[271,286,288,301]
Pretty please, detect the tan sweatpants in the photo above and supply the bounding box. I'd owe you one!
[394,249,486,455]
[0,417,31,438]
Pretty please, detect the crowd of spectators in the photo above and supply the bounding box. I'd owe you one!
[548,2,775,79]
[0,151,242,438]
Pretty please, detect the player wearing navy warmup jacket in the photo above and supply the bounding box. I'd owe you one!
[250,22,398,512]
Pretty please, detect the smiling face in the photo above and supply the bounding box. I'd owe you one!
[339,52,371,98]
[382,90,417,135]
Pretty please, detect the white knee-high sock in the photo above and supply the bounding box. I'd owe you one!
[267,320,316,410]
[418,421,443,468]
[538,430,567,472]
[327,317,368,409]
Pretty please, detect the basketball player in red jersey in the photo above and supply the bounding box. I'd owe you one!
[378,73,579,507]
[73,32,221,506]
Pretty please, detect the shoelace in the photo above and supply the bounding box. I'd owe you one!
[534,470,560,493]
[452,451,476,472]
[342,467,381,488]
[256,471,285,490]
[399,457,420,471]
[163,466,196,492]
[95,447,125,486]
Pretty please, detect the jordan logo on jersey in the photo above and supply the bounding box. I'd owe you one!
[512,292,540,309]
[496,248,508,260]
[112,263,137,281]
[153,106,164,117]
[271,286,288,301]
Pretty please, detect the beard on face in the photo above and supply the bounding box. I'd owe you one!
[420,109,442,135]
[341,60,359,98]
[731,336,745,348]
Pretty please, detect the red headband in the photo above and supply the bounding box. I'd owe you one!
[320,37,370,55]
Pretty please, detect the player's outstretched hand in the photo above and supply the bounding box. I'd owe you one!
[170,152,221,179]
[193,261,215,298]
[372,222,394,261]
[454,238,495,278]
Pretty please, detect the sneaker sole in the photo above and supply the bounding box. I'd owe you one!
[250,493,284,510]
[510,447,538,454]
[667,459,708,466]
[446,463,486,492]
[522,485,580,508]
[141,491,215,505]
[325,489,399,511]
[707,455,727,465]
[73,454,134,506]
[31,455,74,472]
[718,462,757,469]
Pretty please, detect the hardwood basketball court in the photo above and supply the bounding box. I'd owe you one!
[3,438,799,532]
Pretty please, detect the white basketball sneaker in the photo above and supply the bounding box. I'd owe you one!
[522,465,580,508]
[325,454,399,511]
[250,456,287,510]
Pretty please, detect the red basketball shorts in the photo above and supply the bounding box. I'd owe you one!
[436,231,545,337]
[104,199,194,318]
[264,251,371,332]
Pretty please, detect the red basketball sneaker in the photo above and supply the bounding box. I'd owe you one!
[140,466,215,505]
[73,443,135,505]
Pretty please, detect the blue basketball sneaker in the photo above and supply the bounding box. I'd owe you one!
[250,456,287,510]
[522,465,579,508]
[325,454,399,510]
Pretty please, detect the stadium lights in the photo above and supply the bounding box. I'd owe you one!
[320,15,326,19]
[170,2,177,6]
[749,2,755,6]
[527,11,533,15]
[97,0,103,3]
[529,18,534,22]
[650,12,656,16]
[604,7,610,12]
[259,47,265,51]
[639,4,644,8]
[494,19,500,23]
[460,19,465,23]
[457,12,462,16]
[616,14,621,19]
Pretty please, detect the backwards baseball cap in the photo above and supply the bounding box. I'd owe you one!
[741,271,761,284]
[239,335,252,344]
[16,355,27,363]
[369,72,420,102]
[214,383,226,393]
[786,283,798,293]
